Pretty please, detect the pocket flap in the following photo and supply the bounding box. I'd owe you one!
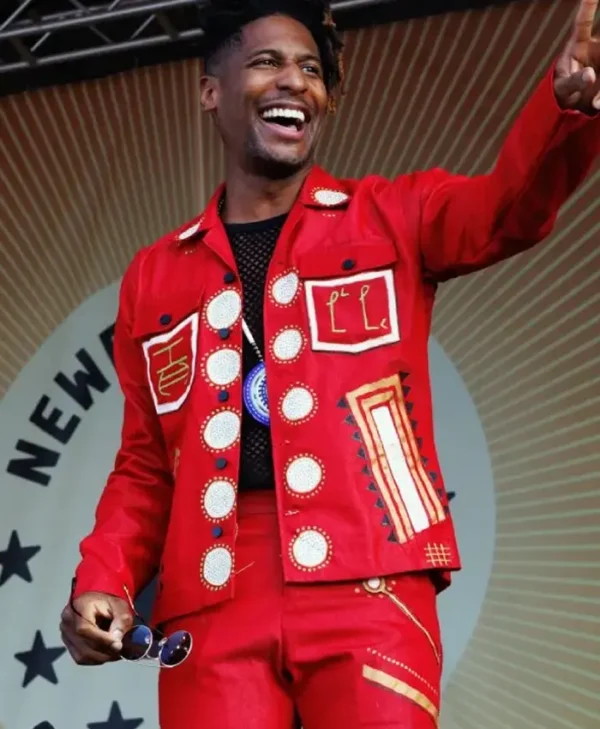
[132,299,200,340]
[297,239,397,280]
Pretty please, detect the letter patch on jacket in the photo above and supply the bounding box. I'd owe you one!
[304,270,400,353]
[142,313,199,415]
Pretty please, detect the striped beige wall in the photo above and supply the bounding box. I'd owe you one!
[1,0,599,727]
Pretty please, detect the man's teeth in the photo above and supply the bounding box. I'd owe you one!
[261,107,306,124]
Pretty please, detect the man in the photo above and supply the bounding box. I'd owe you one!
[60,0,600,727]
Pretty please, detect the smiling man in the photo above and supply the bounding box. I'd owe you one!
[60,1,600,728]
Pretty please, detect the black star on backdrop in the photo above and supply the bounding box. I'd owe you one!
[14,630,66,687]
[33,723,55,729]
[87,702,144,729]
[0,530,40,587]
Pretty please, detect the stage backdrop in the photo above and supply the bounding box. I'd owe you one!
[1,0,599,727]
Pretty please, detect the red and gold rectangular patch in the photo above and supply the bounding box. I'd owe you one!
[142,313,199,415]
[304,270,400,353]
[347,375,445,543]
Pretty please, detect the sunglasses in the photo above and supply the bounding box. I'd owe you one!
[69,579,192,668]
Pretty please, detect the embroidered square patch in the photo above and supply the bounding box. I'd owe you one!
[304,270,400,353]
[142,313,199,415]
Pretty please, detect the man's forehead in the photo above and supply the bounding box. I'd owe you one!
[240,15,320,56]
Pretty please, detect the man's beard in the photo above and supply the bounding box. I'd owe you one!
[243,129,313,180]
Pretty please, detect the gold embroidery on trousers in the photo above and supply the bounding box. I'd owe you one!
[363,578,440,665]
[362,665,438,724]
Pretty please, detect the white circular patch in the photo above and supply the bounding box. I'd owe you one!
[286,456,323,494]
[271,272,299,306]
[205,290,242,330]
[366,577,383,591]
[313,189,349,206]
[203,411,241,450]
[281,386,315,422]
[178,221,201,240]
[272,329,304,362]
[202,547,232,587]
[203,479,236,520]
[205,348,241,386]
[291,529,330,569]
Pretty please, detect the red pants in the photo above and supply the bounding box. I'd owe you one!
[159,492,442,729]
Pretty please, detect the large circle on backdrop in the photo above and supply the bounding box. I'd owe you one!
[0,281,495,727]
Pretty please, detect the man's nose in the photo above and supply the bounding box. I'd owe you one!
[276,63,308,93]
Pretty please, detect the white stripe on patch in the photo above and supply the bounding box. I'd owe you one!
[371,404,430,533]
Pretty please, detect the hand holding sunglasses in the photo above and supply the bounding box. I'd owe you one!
[60,579,192,669]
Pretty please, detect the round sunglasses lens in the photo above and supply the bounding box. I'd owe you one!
[121,625,153,661]
[159,630,192,667]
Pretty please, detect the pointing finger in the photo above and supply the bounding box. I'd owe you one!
[573,0,598,44]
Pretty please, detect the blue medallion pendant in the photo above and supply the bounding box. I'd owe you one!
[243,362,270,426]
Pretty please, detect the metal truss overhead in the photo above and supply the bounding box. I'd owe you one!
[0,0,518,97]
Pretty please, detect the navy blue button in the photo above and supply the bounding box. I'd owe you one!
[159,314,172,326]
[218,328,230,340]
[224,272,236,284]
[212,526,223,538]
[218,390,230,403]
[216,458,228,470]
[342,259,356,271]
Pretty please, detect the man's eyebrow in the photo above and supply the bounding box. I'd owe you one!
[247,48,322,64]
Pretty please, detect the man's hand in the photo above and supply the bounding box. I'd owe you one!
[60,592,133,665]
[554,0,600,113]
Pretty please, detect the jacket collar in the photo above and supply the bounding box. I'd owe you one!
[174,165,350,246]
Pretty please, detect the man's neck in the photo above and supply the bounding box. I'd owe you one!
[222,163,311,224]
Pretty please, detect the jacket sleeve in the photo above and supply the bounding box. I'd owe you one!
[72,251,173,601]
[413,66,599,282]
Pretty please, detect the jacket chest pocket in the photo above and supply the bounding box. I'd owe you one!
[132,300,201,416]
[297,240,400,354]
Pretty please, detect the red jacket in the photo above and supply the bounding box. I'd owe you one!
[74,69,599,625]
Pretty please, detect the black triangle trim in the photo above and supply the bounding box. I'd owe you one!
[400,372,410,382]
[362,465,371,476]
[388,531,399,543]
[375,498,384,509]
[357,447,366,459]
[416,437,423,449]
[429,471,438,482]
[337,397,348,409]
[381,514,391,527]
[402,386,411,397]
[367,482,378,492]
[345,414,357,426]
[352,431,362,441]
[406,402,414,414]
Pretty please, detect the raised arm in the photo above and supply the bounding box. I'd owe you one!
[415,0,600,281]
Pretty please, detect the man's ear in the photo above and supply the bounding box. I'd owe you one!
[200,74,219,112]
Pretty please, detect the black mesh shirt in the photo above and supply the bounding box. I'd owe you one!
[224,214,287,491]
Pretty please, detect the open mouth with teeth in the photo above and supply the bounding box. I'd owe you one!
[259,107,309,136]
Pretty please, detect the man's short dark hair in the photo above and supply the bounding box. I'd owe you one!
[202,0,345,98]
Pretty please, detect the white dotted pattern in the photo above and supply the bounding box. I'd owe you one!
[286,456,323,495]
[203,479,236,520]
[272,329,304,362]
[205,290,242,330]
[205,348,241,386]
[281,386,315,422]
[271,272,299,306]
[202,547,232,587]
[203,411,241,451]
[291,529,330,569]
[313,189,349,206]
